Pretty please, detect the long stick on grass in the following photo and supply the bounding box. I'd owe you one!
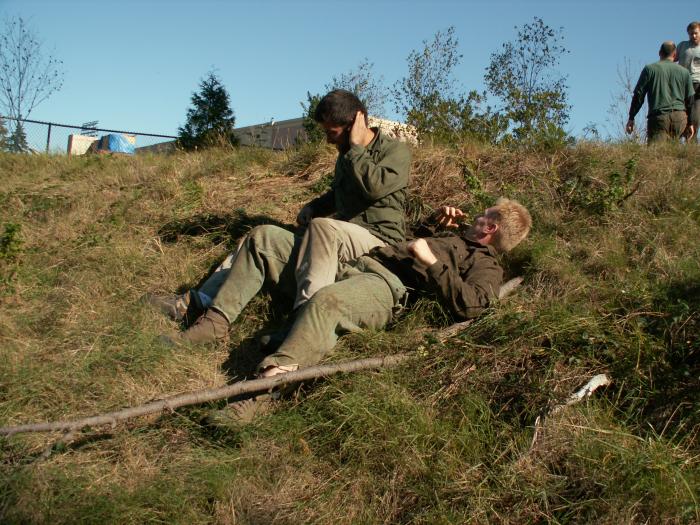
[1,278,524,437]
[0,354,411,437]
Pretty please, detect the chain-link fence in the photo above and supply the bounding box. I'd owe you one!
[0,116,177,154]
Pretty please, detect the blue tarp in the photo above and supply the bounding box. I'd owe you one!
[96,134,135,154]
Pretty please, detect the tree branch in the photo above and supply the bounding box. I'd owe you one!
[0,354,412,437]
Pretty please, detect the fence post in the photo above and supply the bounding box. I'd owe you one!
[46,123,52,153]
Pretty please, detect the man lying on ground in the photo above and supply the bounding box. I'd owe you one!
[148,89,411,323]
[154,198,531,421]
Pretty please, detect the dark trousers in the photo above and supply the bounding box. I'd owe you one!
[647,110,688,144]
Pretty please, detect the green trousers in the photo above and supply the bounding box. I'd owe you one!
[208,225,405,368]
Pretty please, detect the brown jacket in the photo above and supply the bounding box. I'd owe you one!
[369,232,503,320]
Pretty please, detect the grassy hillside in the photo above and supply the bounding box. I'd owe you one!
[0,141,698,524]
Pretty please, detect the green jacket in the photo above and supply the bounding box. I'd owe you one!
[369,233,503,321]
[629,60,695,119]
[306,128,411,244]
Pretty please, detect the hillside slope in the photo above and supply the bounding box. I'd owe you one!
[0,142,698,523]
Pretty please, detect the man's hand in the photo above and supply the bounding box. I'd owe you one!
[296,205,314,227]
[683,124,695,141]
[435,206,466,229]
[349,110,369,146]
[407,238,438,266]
[626,119,635,134]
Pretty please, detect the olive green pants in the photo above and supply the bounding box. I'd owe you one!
[647,110,688,143]
[207,225,403,368]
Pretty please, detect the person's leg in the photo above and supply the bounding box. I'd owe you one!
[294,218,385,309]
[197,237,245,305]
[647,114,669,144]
[669,110,688,140]
[260,270,396,373]
[209,225,298,323]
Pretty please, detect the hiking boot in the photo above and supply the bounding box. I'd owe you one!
[202,394,273,429]
[144,289,206,325]
[162,308,230,346]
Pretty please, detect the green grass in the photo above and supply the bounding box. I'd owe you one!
[0,142,699,523]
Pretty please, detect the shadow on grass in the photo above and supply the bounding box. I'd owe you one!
[157,210,296,247]
[630,279,700,434]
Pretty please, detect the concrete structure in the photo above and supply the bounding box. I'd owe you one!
[67,134,98,155]
[234,116,417,149]
[133,116,417,154]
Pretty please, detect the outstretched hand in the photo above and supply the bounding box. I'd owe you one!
[435,206,466,229]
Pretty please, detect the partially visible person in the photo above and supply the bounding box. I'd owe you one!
[675,21,700,142]
[627,41,695,143]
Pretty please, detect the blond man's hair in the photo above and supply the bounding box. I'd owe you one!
[487,197,532,253]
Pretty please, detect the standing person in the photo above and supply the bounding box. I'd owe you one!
[676,21,700,142]
[151,89,412,340]
[626,41,695,143]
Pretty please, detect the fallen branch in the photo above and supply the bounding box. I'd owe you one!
[0,354,411,437]
[529,373,612,451]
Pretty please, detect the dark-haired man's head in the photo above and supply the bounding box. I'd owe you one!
[314,90,368,147]
[659,41,677,60]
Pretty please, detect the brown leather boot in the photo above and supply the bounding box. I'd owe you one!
[163,308,230,346]
[144,289,205,325]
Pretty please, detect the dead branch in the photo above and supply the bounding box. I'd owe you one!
[529,373,612,451]
[0,354,411,437]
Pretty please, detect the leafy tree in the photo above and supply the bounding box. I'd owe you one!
[484,17,571,147]
[7,121,29,153]
[0,16,64,121]
[300,91,325,144]
[393,26,502,143]
[327,59,388,118]
[301,60,388,144]
[178,71,238,150]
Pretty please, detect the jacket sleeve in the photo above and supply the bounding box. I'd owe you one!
[629,67,649,120]
[304,189,336,217]
[424,256,503,320]
[342,141,411,201]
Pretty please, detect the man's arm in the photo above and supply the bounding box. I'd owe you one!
[683,72,696,140]
[343,123,411,201]
[627,67,649,133]
[408,238,503,320]
[297,189,336,226]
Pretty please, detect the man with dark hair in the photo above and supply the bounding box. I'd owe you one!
[627,41,695,143]
[676,21,700,142]
[151,89,412,344]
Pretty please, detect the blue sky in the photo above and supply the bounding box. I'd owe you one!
[1,0,696,139]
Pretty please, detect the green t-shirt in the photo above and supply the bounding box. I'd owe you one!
[629,60,695,118]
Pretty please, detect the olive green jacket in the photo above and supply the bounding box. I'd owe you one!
[305,128,411,244]
[369,233,503,320]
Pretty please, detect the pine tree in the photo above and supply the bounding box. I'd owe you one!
[0,118,9,151]
[7,122,29,153]
[178,72,237,150]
